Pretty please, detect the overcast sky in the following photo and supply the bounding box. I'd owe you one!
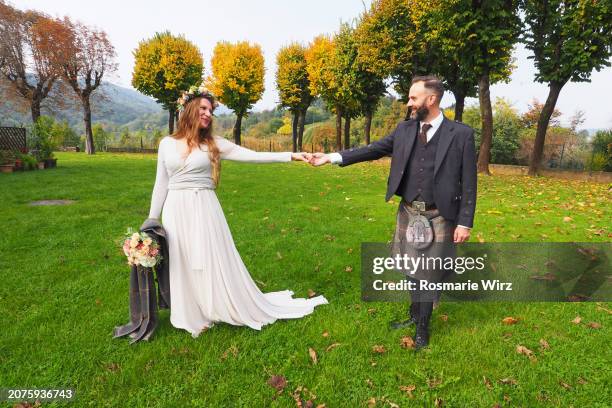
[14,0,612,129]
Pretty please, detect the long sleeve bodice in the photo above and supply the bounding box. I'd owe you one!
[148,136,292,219]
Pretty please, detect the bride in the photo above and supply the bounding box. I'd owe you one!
[146,84,328,338]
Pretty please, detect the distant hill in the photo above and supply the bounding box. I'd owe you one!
[0,81,162,130]
[0,79,238,133]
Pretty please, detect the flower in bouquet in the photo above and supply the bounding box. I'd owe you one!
[121,228,162,268]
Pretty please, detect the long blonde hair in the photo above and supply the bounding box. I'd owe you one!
[172,96,221,186]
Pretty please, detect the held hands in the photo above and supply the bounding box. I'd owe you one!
[291,152,313,162]
[309,152,331,166]
[291,152,331,166]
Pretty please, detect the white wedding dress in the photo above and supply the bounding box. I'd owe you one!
[148,135,328,337]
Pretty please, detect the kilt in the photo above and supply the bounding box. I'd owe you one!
[391,199,456,283]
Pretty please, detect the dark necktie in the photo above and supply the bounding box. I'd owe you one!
[419,123,432,144]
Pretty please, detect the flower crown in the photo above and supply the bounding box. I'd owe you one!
[177,83,219,112]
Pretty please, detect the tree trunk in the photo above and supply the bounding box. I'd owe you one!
[168,108,175,135]
[476,72,492,175]
[31,97,41,123]
[344,115,351,150]
[335,105,342,152]
[175,110,179,125]
[364,111,372,145]
[453,91,465,122]
[528,81,564,176]
[297,109,306,152]
[291,111,299,153]
[82,96,95,155]
[233,113,243,145]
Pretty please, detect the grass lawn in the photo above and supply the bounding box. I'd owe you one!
[0,151,610,407]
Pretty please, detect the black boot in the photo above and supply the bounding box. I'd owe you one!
[413,318,430,350]
[390,302,418,329]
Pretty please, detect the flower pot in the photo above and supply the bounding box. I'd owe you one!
[0,164,14,173]
[45,158,57,168]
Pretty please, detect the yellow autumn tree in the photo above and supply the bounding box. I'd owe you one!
[206,41,265,145]
[132,32,203,134]
[304,35,343,151]
[276,117,293,135]
[276,43,312,152]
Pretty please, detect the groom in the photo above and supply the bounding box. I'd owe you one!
[310,75,477,350]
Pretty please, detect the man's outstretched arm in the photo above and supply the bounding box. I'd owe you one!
[310,122,406,166]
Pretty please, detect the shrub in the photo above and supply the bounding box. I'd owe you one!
[29,116,57,161]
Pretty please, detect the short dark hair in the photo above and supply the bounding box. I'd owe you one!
[411,75,444,102]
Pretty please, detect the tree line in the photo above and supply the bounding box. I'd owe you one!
[2,0,610,174]
[131,0,610,175]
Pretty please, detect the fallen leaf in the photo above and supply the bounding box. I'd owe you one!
[308,347,318,364]
[400,336,415,349]
[499,378,518,385]
[567,294,590,302]
[345,266,353,273]
[326,343,341,352]
[367,397,376,408]
[596,305,612,314]
[427,377,442,388]
[586,322,602,329]
[577,247,598,260]
[577,377,588,385]
[502,317,519,325]
[530,271,557,281]
[372,345,386,354]
[516,345,536,361]
[539,339,550,350]
[563,216,573,222]
[399,384,416,398]
[483,376,493,390]
[276,252,283,260]
[571,316,582,324]
[307,289,316,298]
[267,375,287,391]
[435,397,443,407]
[559,381,572,390]
[221,345,239,360]
[322,331,329,338]
[440,314,448,322]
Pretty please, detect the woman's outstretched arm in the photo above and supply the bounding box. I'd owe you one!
[215,136,309,163]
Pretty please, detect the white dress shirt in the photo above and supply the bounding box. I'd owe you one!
[328,112,471,230]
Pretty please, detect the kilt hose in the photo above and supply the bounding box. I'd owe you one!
[391,199,457,327]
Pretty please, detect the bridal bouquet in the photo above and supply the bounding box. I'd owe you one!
[122,228,162,267]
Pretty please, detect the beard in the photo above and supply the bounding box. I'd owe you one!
[409,105,429,122]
